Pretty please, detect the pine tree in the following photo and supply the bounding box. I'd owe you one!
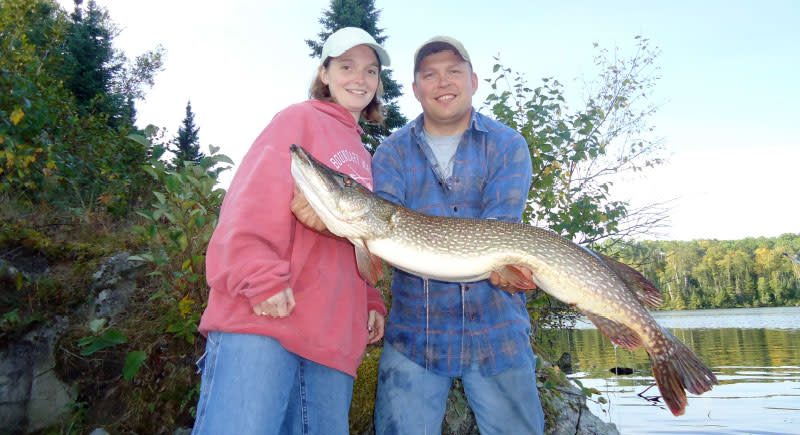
[306,0,406,151]
[60,0,123,123]
[170,101,205,167]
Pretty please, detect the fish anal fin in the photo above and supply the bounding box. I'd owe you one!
[597,253,664,309]
[583,311,643,351]
[495,265,537,290]
[352,238,382,285]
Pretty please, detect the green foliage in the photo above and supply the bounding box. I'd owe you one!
[131,145,231,342]
[0,0,162,213]
[571,378,606,405]
[482,36,667,337]
[0,210,111,346]
[78,328,128,356]
[306,0,407,150]
[483,36,665,244]
[58,0,164,126]
[123,350,147,380]
[1,0,71,193]
[78,318,128,356]
[60,1,117,119]
[603,234,800,309]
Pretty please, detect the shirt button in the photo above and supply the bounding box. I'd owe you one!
[470,313,476,321]
[464,285,470,291]
[453,206,458,212]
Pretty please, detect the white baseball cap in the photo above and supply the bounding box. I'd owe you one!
[320,27,391,68]
[414,36,471,72]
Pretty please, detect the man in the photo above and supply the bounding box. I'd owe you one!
[372,36,545,434]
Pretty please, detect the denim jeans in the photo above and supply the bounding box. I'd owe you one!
[192,331,354,435]
[374,343,544,435]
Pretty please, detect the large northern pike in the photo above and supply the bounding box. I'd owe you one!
[289,144,717,416]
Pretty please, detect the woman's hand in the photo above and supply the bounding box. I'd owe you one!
[291,184,330,234]
[253,288,296,318]
[367,310,385,344]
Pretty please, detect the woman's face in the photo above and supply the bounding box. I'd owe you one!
[319,44,380,121]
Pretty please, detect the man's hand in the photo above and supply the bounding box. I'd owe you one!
[367,310,385,344]
[490,266,536,295]
[253,288,296,318]
[291,184,329,233]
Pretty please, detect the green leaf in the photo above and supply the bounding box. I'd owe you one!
[78,329,128,356]
[123,351,147,380]
[126,134,150,147]
[165,175,182,193]
[128,253,154,263]
[147,290,167,302]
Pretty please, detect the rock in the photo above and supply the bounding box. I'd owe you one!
[544,384,618,435]
[0,345,32,433]
[541,357,619,435]
[557,352,573,373]
[437,363,619,435]
[0,252,146,432]
[609,367,634,375]
[0,317,74,432]
[442,379,479,434]
[90,252,147,320]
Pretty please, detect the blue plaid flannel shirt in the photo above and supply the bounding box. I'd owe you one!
[372,109,535,377]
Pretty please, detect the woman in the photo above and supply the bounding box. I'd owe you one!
[192,27,389,435]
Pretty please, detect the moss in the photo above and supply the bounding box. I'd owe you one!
[349,344,383,433]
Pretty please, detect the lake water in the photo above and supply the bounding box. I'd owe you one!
[548,306,800,434]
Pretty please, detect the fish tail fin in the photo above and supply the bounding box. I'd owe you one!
[647,329,718,416]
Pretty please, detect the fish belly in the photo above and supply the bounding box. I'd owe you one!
[366,238,493,282]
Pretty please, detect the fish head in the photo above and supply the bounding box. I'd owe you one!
[290,144,386,238]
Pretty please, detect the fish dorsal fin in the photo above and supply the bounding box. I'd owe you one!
[495,265,537,290]
[351,238,383,285]
[596,253,663,309]
[583,311,643,351]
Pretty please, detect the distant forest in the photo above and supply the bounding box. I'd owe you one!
[604,234,800,310]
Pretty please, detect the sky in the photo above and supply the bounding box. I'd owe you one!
[60,0,799,241]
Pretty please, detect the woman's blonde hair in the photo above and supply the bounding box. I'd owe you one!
[308,56,386,124]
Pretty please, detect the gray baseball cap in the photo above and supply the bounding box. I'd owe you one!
[320,27,391,67]
[413,36,471,72]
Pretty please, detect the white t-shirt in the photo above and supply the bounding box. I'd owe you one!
[422,129,462,180]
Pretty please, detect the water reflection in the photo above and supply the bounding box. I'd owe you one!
[547,307,800,434]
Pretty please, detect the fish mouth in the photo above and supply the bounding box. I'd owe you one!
[290,144,330,196]
[289,144,351,209]
[289,144,310,168]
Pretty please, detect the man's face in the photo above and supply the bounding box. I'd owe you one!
[412,49,478,135]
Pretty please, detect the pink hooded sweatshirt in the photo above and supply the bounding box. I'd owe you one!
[200,100,386,377]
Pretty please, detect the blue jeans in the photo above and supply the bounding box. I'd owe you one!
[374,343,544,435]
[192,331,354,435]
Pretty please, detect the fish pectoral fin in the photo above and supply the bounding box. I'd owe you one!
[351,238,383,285]
[596,253,663,308]
[583,311,643,351]
[494,265,537,290]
